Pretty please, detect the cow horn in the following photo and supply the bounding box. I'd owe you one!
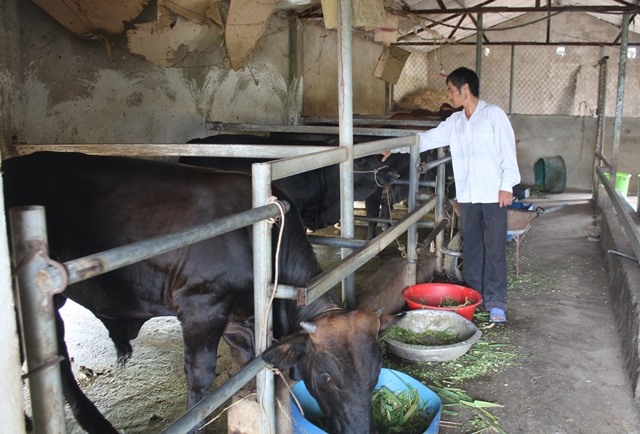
[300,321,317,334]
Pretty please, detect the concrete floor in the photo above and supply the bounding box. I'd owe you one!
[434,191,640,433]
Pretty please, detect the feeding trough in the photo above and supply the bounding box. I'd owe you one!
[290,368,442,434]
[402,283,483,320]
[383,309,482,362]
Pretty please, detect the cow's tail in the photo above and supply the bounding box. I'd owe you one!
[55,298,120,433]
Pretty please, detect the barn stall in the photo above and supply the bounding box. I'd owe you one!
[1,0,640,433]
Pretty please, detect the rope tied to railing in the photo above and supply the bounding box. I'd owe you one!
[257,196,288,433]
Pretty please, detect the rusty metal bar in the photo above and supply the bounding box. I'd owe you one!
[9,206,66,434]
[34,202,289,293]
[161,356,268,434]
[299,195,437,306]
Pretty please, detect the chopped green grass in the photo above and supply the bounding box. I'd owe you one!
[382,311,519,433]
[308,385,435,433]
[384,326,459,346]
[372,385,435,433]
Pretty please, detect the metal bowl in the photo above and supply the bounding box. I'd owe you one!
[383,310,482,362]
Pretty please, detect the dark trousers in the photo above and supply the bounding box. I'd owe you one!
[460,202,508,311]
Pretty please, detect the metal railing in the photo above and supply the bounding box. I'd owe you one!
[10,132,449,434]
[593,16,640,267]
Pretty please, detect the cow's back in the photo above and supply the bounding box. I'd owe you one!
[3,152,320,318]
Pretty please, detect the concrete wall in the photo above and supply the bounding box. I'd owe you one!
[17,3,390,144]
[513,115,640,195]
[301,23,388,117]
[19,1,294,144]
[0,0,28,431]
[598,200,640,409]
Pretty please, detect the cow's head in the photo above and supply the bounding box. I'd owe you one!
[262,310,403,434]
[353,156,400,200]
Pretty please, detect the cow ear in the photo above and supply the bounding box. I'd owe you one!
[261,333,309,379]
[378,312,405,334]
[223,320,256,368]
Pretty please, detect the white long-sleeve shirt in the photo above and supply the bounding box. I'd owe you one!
[412,100,520,204]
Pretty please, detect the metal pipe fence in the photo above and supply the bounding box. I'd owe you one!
[11,133,448,434]
[592,18,640,267]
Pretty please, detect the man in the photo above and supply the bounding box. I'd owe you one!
[383,67,520,323]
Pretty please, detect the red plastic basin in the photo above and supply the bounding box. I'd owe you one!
[401,283,483,321]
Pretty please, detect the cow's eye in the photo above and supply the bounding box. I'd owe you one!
[319,372,332,383]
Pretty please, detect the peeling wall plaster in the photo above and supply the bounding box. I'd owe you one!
[126,16,225,67]
[20,1,291,144]
[23,68,205,143]
[198,59,288,123]
[302,23,387,117]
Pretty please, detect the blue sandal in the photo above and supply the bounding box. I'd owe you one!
[489,308,507,323]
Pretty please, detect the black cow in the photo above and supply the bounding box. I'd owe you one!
[364,150,456,240]
[365,108,460,240]
[4,152,401,434]
[182,134,399,231]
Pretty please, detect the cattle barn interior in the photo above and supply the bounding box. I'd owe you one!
[1,0,640,433]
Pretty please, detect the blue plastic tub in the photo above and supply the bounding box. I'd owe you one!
[290,368,442,433]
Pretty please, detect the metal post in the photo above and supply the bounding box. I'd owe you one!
[435,147,446,273]
[637,175,639,216]
[593,49,608,201]
[288,15,303,125]
[9,206,66,434]
[611,13,630,183]
[509,45,515,115]
[252,163,275,434]
[406,139,419,266]
[338,0,356,309]
[475,13,483,82]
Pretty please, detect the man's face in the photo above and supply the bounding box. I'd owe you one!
[447,81,466,108]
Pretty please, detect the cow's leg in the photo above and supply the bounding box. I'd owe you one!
[379,186,395,232]
[365,188,383,240]
[180,309,228,411]
[54,301,119,433]
[98,317,146,366]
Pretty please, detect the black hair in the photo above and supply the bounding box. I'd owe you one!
[446,67,480,97]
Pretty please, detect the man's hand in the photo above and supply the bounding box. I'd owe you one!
[381,151,392,162]
[498,190,513,208]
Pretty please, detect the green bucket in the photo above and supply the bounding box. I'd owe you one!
[534,156,566,193]
[604,171,632,195]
